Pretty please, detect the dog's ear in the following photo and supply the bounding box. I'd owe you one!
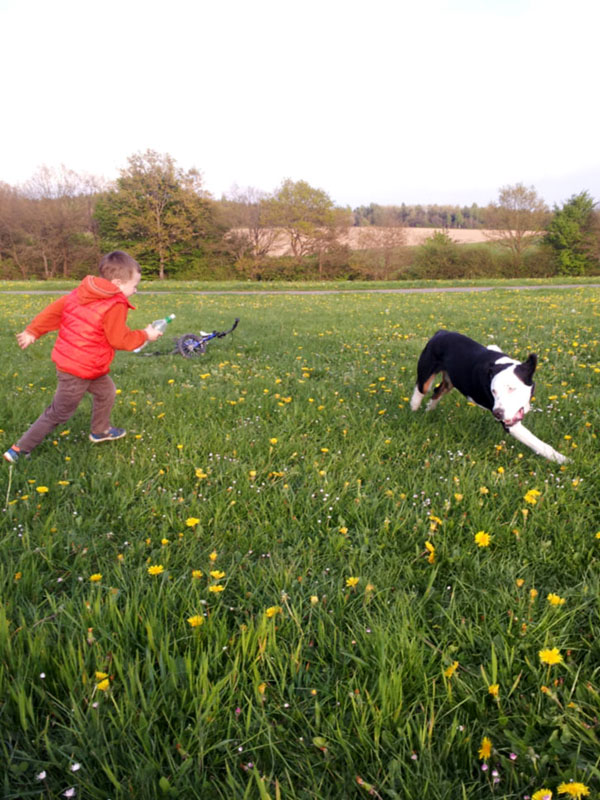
[515,353,537,385]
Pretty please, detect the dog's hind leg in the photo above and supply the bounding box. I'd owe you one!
[507,422,569,464]
[426,372,453,411]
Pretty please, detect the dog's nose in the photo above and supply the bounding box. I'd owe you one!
[493,408,504,420]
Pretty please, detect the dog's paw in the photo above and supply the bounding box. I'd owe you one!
[410,388,424,411]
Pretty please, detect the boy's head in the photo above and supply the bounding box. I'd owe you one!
[99,251,141,298]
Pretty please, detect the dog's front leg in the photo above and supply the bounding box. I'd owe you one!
[507,422,569,464]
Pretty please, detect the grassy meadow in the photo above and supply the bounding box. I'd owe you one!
[1,285,599,799]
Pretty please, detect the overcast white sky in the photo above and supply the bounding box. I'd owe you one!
[2,0,599,209]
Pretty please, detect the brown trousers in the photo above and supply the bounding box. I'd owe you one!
[17,369,116,453]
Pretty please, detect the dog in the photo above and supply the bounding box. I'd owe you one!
[410,330,568,464]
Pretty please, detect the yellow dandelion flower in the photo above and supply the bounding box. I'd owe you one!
[95,671,108,680]
[187,615,204,628]
[595,532,600,540]
[270,438,278,445]
[209,550,218,561]
[425,540,435,564]
[36,486,49,494]
[530,588,538,601]
[474,531,491,547]
[96,678,110,692]
[195,469,208,480]
[557,782,590,798]
[265,606,283,618]
[454,493,463,502]
[488,683,499,698]
[478,736,492,760]
[539,647,563,666]
[479,486,489,495]
[547,593,566,606]
[147,564,164,576]
[524,488,542,505]
[310,595,319,605]
[191,570,203,579]
[339,526,348,535]
[89,573,102,582]
[185,517,200,527]
[210,570,225,579]
[532,790,553,800]
[14,572,22,581]
[161,538,169,546]
[257,682,267,694]
[346,576,360,588]
[516,578,525,587]
[209,584,224,593]
[444,660,459,678]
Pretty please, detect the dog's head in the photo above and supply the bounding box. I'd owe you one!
[490,354,537,427]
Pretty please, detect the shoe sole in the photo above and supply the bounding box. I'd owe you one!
[89,432,127,443]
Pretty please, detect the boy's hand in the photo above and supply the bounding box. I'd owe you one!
[144,324,163,342]
[16,330,36,349]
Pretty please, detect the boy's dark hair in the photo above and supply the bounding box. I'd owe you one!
[98,251,141,281]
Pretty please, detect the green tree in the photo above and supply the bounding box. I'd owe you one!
[413,230,464,278]
[484,183,549,271]
[544,191,598,275]
[263,179,346,267]
[95,150,217,279]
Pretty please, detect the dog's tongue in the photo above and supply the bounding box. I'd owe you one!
[505,408,524,427]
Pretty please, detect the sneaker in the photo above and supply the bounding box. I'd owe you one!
[89,427,127,443]
[4,445,26,463]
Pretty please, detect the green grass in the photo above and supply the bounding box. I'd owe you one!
[1,275,600,294]
[1,287,599,799]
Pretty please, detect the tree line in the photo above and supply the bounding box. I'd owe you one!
[0,150,598,280]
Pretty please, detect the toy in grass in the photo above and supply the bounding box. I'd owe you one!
[137,318,239,358]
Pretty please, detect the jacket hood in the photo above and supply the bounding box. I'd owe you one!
[75,275,133,307]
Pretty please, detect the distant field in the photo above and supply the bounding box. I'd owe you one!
[235,227,514,256]
[1,286,599,799]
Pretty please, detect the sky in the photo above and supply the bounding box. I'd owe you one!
[2,0,599,210]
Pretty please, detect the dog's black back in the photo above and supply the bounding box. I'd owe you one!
[416,330,511,411]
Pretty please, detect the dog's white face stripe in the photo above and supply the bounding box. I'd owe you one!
[490,364,533,426]
[493,356,518,365]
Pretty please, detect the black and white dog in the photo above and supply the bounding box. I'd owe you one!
[410,330,568,464]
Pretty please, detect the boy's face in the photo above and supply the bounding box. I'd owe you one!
[113,272,141,298]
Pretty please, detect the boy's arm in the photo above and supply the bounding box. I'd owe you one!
[24,295,68,339]
[103,304,150,351]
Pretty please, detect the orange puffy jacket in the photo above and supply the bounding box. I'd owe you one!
[52,290,132,378]
[26,276,147,379]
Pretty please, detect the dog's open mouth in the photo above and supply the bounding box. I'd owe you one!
[503,408,525,427]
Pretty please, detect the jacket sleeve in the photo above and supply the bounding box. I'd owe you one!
[103,304,148,351]
[25,296,68,338]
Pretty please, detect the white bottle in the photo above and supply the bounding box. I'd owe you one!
[133,314,176,352]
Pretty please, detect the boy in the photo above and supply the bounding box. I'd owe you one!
[4,251,163,463]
